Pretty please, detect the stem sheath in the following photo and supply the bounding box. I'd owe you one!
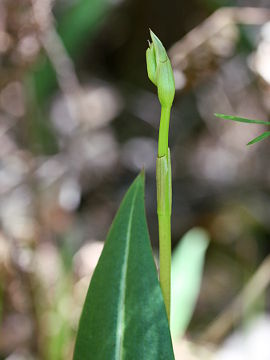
[157,144,172,322]
[158,213,171,321]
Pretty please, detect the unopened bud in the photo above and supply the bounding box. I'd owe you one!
[146,30,175,108]
[146,43,157,86]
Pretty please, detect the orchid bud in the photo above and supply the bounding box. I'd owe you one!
[146,30,175,108]
[146,42,157,86]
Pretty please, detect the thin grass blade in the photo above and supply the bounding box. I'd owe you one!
[215,113,270,125]
[247,131,270,145]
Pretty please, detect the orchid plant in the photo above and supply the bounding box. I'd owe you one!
[72,31,208,359]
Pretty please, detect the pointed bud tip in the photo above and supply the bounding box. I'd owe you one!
[149,30,167,62]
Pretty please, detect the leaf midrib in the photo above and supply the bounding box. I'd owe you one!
[115,182,139,359]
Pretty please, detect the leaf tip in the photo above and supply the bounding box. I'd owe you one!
[214,113,225,119]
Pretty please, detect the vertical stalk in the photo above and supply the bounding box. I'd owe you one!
[158,213,171,321]
[158,107,171,157]
[157,106,172,322]
[146,30,175,323]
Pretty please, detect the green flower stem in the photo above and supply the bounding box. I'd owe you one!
[146,30,175,323]
[158,106,171,158]
[158,213,171,319]
[156,147,172,322]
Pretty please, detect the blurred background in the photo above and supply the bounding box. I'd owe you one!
[1,0,270,359]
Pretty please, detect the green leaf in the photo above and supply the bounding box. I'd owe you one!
[215,113,270,126]
[73,173,174,360]
[247,131,270,145]
[170,228,209,339]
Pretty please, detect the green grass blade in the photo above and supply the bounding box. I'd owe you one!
[170,228,209,339]
[215,113,270,126]
[247,131,270,145]
[73,173,174,359]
